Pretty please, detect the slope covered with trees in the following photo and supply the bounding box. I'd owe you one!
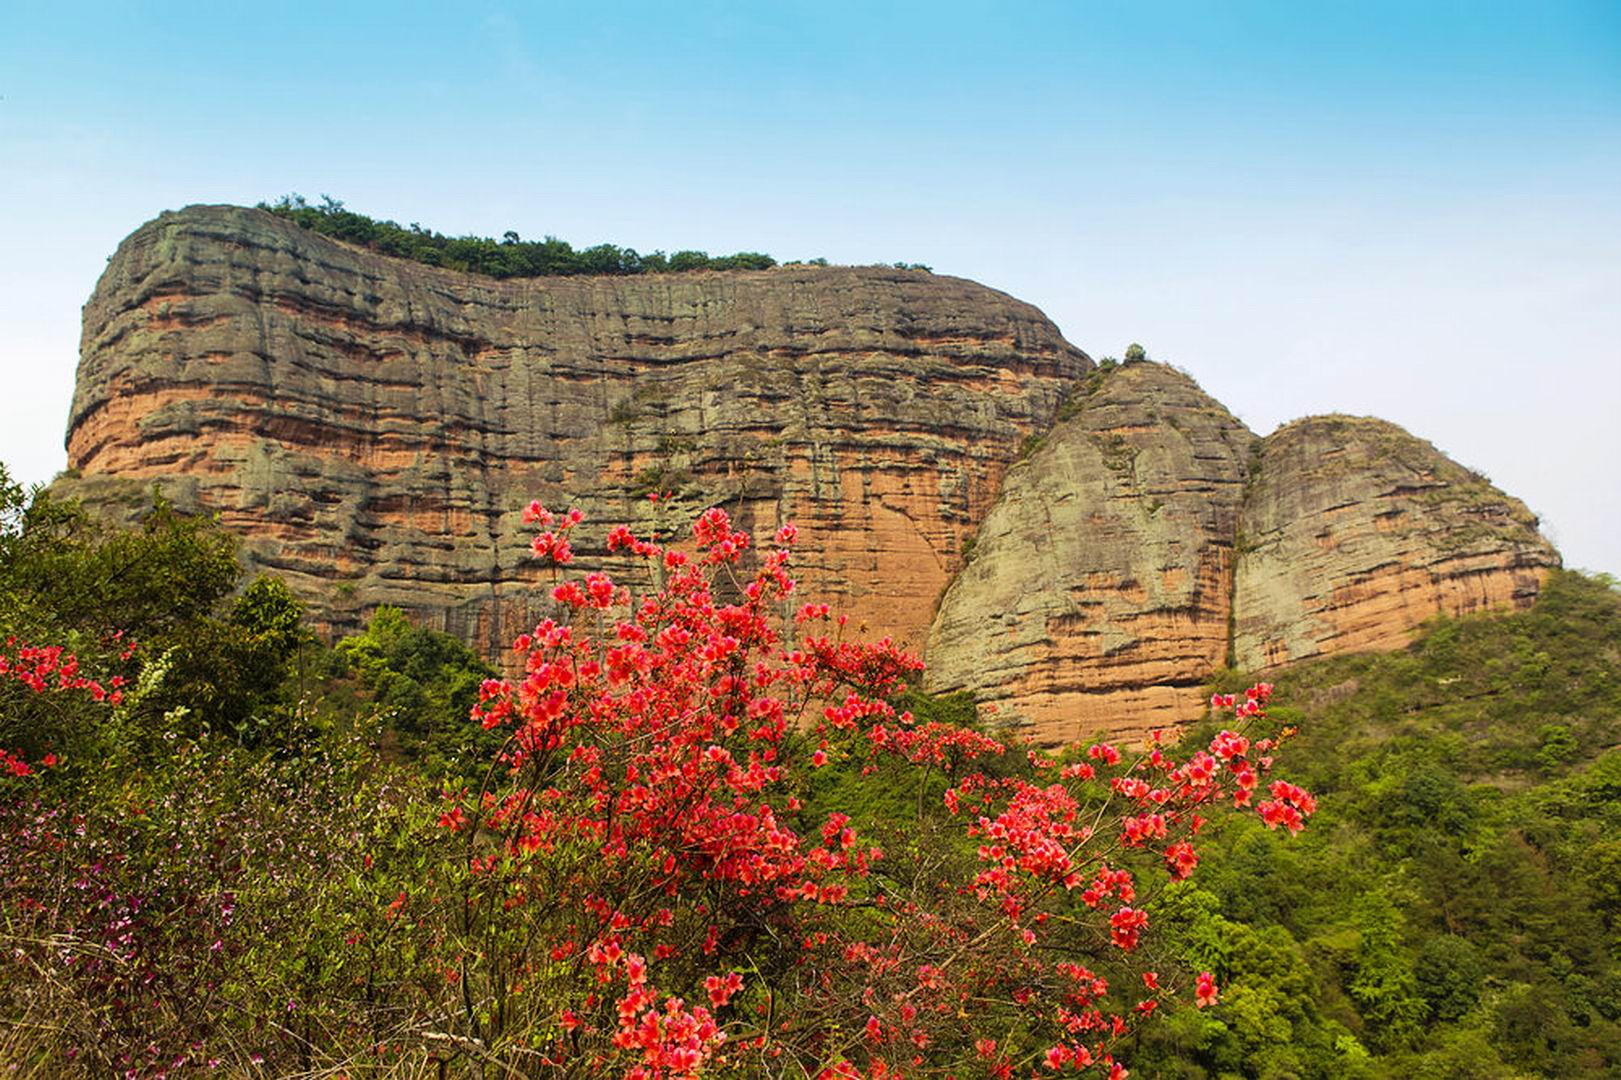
[0,465,1616,1077]
[1129,568,1621,1078]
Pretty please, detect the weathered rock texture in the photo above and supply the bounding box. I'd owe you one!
[63,204,1088,656]
[926,363,1252,741]
[63,206,1561,743]
[926,368,1560,743]
[1232,416,1556,671]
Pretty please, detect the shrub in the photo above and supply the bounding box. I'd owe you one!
[260,195,798,279]
[431,500,1309,1075]
[0,481,1314,1077]
[334,605,500,777]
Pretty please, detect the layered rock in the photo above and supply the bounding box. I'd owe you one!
[1232,416,1558,670]
[926,363,1253,741]
[61,205,1562,745]
[63,205,1090,655]
[925,369,1559,744]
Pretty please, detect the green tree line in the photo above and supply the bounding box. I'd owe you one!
[260,194,802,278]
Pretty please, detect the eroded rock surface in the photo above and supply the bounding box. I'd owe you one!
[1233,416,1558,671]
[925,363,1253,741]
[63,205,1089,655]
[61,207,1561,743]
[924,369,1558,744]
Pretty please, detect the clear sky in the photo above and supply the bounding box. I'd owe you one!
[3,1,1618,571]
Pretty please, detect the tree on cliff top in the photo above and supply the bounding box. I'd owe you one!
[260,194,786,279]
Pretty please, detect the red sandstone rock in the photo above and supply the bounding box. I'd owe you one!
[59,208,1561,743]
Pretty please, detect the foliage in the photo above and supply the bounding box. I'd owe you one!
[0,467,238,644]
[0,469,302,758]
[427,501,1301,1076]
[261,194,789,279]
[4,450,1619,1076]
[1128,569,1621,1078]
[0,489,1308,1076]
[333,605,501,778]
[0,721,443,1075]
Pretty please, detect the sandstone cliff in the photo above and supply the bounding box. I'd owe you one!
[926,362,1252,740]
[1232,416,1555,671]
[925,365,1559,743]
[63,204,1088,655]
[61,206,1561,744]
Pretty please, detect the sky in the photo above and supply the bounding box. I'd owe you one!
[2,1,1618,571]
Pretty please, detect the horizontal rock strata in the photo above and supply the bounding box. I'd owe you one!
[63,205,1090,657]
[62,207,1561,744]
[1232,416,1558,671]
[926,367,1559,744]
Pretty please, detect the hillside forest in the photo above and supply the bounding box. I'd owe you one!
[1,464,1618,1078]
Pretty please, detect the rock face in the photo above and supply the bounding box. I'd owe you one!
[62,206,1561,743]
[926,368,1560,743]
[926,363,1252,741]
[1232,416,1555,671]
[63,205,1088,655]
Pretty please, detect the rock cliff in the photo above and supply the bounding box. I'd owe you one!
[61,206,1561,743]
[925,362,1251,740]
[63,204,1088,655]
[925,366,1559,742]
[1232,415,1554,671]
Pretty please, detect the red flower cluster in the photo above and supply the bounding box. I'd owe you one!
[435,501,1309,1077]
[0,637,125,704]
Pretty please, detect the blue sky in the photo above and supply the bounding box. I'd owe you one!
[3,1,1618,570]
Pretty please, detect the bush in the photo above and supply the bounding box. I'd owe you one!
[333,605,500,777]
[261,195,792,279]
[0,470,303,758]
[430,501,1308,1074]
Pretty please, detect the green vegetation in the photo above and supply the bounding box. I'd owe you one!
[0,465,490,771]
[1095,430,1139,473]
[1129,569,1621,1077]
[3,457,1619,1075]
[0,469,446,1074]
[261,194,794,278]
[329,606,500,780]
[0,468,307,754]
[1017,430,1048,459]
[801,570,1621,1078]
[1056,355,1121,421]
